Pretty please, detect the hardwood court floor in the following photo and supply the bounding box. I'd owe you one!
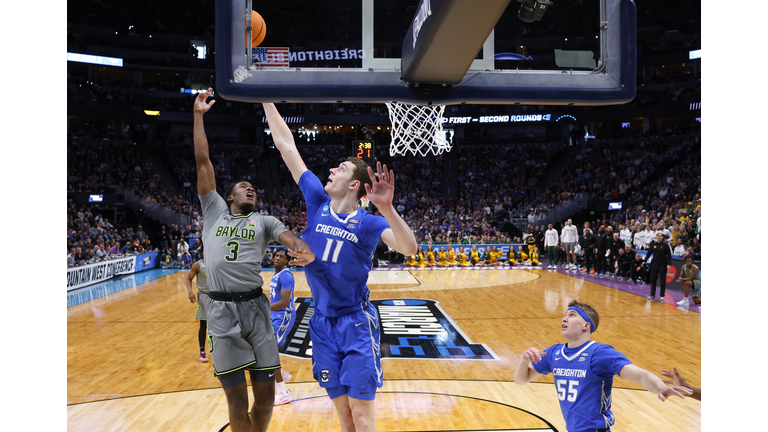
[67,268,701,432]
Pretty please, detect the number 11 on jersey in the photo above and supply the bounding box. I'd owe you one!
[321,238,344,263]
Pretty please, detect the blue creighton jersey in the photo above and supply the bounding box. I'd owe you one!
[532,341,632,432]
[269,268,295,313]
[298,170,390,317]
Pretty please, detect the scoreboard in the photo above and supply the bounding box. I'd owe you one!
[353,140,375,164]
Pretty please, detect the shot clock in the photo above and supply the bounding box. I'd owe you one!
[353,140,375,164]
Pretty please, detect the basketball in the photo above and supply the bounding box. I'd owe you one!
[249,11,266,47]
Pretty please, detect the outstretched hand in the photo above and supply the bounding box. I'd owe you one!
[658,385,693,402]
[365,161,395,210]
[288,249,315,266]
[661,367,689,388]
[193,87,216,115]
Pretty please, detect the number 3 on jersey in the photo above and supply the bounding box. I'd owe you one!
[556,379,579,402]
[225,240,240,262]
[321,238,344,263]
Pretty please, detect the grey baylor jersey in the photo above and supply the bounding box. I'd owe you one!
[200,190,289,293]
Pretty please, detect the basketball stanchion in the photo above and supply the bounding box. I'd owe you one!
[385,102,451,157]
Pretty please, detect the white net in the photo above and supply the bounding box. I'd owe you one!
[385,102,451,157]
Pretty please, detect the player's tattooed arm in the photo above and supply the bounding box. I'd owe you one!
[193,88,217,195]
[263,103,309,184]
[277,231,315,266]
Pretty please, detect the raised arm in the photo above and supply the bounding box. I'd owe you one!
[263,103,308,184]
[367,162,418,256]
[193,88,217,195]
[514,347,545,385]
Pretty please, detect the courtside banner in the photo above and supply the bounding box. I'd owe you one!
[420,244,525,256]
[267,244,526,257]
[133,251,158,272]
[66,252,158,291]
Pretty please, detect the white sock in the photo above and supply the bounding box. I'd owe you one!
[276,381,287,393]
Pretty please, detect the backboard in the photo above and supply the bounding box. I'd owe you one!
[215,0,636,105]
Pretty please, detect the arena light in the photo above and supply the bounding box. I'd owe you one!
[688,49,701,60]
[67,52,123,67]
[143,110,160,116]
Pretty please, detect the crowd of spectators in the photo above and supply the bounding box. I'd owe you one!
[66,202,154,267]
[68,122,700,256]
[67,134,195,217]
[517,125,699,222]
[157,223,204,269]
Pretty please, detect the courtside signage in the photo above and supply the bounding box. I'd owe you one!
[66,252,159,292]
[67,256,135,291]
[442,114,552,124]
[279,298,498,360]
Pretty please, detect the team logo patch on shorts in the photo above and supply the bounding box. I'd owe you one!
[278,298,498,360]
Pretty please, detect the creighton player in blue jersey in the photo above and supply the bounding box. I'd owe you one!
[269,248,295,405]
[264,102,417,431]
[514,300,692,432]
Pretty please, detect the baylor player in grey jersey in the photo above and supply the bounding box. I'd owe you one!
[193,88,315,432]
[186,247,210,363]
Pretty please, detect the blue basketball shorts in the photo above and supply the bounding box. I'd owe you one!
[309,302,382,401]
[271,309,296,347]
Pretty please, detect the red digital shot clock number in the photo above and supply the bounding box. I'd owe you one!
[353,140,375,164]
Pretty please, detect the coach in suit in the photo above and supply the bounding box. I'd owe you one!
[644,233,673,301]
[594,227,608,275]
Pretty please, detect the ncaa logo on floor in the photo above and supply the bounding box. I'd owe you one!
[278,298,498,360]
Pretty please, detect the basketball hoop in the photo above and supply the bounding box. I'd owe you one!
[386,102,451,157]
[360,195,370,209]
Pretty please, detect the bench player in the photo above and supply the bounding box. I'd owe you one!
[194,89,315,432]
[264,102,417,431]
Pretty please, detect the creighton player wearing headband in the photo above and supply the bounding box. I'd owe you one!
[514,300,692,432]
[193,89,315,432]
[264,102,417,432]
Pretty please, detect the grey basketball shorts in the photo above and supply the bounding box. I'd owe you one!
[563,242,575,251]
[204,293,281,378]
[195,292,209,320]
[691,281,701,298]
